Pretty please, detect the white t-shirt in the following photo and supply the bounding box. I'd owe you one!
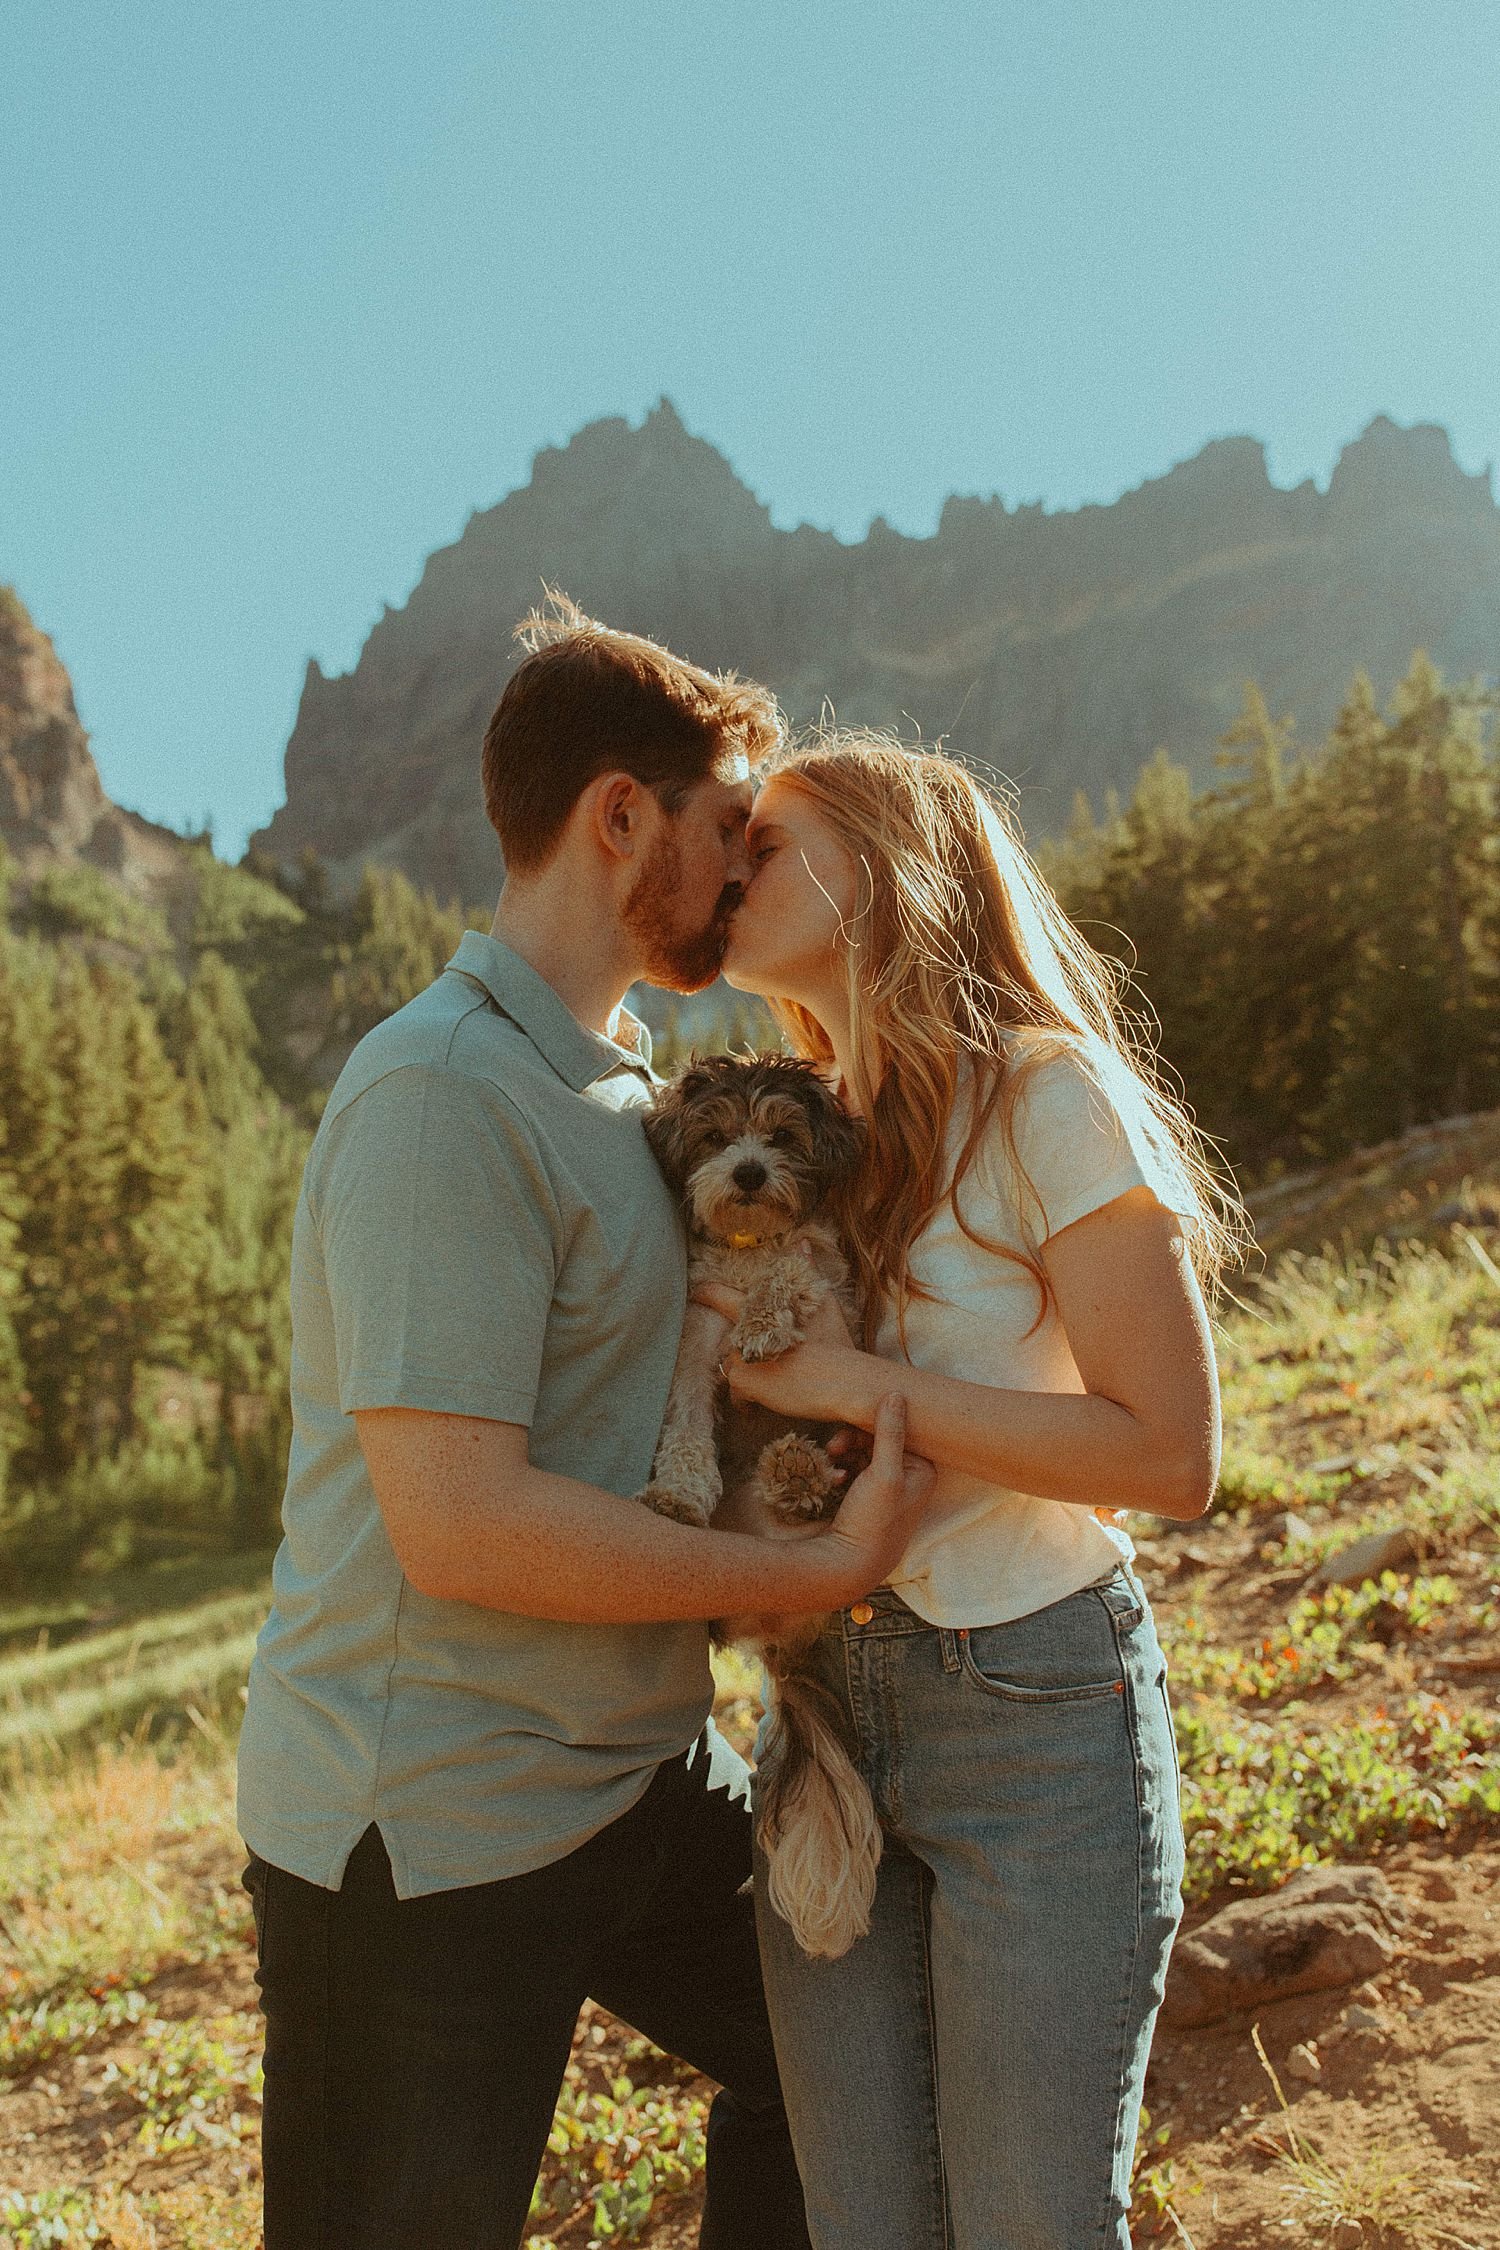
[882,1033,1199,1627]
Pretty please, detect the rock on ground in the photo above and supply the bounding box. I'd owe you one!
[1162,1865,1409,2029]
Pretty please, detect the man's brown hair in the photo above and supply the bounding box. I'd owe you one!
[482,590,783,872]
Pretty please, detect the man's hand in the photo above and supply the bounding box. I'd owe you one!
[798,1393,935,1606]
[826,1424,874,1480]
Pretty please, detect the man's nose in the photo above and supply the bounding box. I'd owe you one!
[725,829,755,887]
[732,1160,768,1192]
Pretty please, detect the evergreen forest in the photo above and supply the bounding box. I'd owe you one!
[1,651,1496,1584]
[0,849,478,1582]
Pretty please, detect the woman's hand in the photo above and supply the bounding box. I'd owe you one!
[691,1267,876,1426]
[721,1332,872,1423]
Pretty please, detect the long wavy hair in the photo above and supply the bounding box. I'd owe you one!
[757,733,1248,1347]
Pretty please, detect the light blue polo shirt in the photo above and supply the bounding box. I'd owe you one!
[235,931,710,1897]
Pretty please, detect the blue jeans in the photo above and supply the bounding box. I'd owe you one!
[753,1566,1184,2250]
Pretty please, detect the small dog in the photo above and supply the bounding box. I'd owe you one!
[641,1053,883,1959]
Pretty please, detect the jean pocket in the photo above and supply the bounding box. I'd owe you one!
[958,1619,1126,1704]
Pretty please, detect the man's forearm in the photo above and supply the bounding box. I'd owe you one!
[357,1410,860,1622]
[427,1464,852,1620]
[358,1399,932,1622]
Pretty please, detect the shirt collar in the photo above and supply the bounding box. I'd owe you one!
[445,930,653,1090]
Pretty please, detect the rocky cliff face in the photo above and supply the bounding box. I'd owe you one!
[255,404,1500,904]
[0,590,182,896]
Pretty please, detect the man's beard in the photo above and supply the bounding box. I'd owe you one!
[623,830,740,993]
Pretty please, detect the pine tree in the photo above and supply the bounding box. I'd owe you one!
[329,866,467,1042]
[1310,657,1498,1147]
[0,1117,27,1503]
[1043,656,1500,1174]
[0,932,69,1476]
[173,953,303,1542]
[1215,681,1293,808]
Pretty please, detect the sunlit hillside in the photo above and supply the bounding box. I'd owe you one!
[2,1179,1497,2247]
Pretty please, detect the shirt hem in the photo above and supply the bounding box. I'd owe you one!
[238,1757,670,1901]
[889,1521,1135,1629]
[1040,1162,1164,1243]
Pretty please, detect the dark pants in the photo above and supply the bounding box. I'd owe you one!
[243,1733,811,2250]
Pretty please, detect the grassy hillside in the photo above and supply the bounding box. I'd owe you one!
[1245,1105,1500,1267]
[1,1191,1498,2245]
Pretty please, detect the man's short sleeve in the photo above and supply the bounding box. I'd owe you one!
[1003,1040,1200,1245]
[311,1066,559,1422]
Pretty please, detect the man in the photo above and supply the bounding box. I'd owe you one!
[236,592,930,2250]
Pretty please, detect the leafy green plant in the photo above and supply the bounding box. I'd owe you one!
[0,1983,148,2081]
[1171,1571,1459,1702]
[1129,2102,1183,2236]
[1177,1694,1500,1897]
[100,2011,262,2155]
[0,2187,106,2248]
[529,2062,709,2241]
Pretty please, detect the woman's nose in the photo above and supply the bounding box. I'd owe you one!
[732,1159,768,1192]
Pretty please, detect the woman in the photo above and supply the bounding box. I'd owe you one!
[710,735,1245,2250]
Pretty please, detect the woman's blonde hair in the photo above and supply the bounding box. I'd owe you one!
[758,732,1248,1346]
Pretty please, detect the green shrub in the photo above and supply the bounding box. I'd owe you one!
[186,853,304,950]
[529,2062,709,2242]
[1172,1572,1459,1701]
[0,1425,238,1590]
[20,866,170,952]
[1177,1693,1500,1897]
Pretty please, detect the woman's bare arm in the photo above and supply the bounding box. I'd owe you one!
[710,1190,1220,1522]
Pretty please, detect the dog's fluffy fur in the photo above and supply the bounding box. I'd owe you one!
[641,1054,883,1959]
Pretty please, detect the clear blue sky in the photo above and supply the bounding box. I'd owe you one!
[5,0,1499,855]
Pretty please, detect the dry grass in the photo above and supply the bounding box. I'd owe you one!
[1247,2025,1487,2250]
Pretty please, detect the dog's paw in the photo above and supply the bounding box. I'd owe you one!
[641,1483,715,1529]
[734,1313,802,1363]
[760,1433,841,1524]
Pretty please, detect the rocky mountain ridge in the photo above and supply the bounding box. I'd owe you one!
[0,589,182,898]
[255,404,1500,905]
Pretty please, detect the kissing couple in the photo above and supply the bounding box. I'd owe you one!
[237,592,1238,2249]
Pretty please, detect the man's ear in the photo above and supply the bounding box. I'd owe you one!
[585,772,647,864]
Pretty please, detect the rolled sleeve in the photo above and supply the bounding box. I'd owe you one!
[312,1066,559,1424]
[1006,1042,1199,1245]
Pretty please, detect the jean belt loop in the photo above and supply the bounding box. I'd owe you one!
[1098,1573,1145,1632]
[939,1627,963,1675]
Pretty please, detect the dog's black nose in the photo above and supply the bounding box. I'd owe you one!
[732,1159,768,1192]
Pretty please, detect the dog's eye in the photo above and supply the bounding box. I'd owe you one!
[769,1127,798,1148]
[700,1131,727,1151]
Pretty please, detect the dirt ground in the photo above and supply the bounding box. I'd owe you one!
[1143,1834,1500,2248]
[2,1830,1497,2247]
[3,1504,1497,2246]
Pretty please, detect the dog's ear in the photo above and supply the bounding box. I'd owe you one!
[642,1069,710,1191]
[803,1077,865,1185]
